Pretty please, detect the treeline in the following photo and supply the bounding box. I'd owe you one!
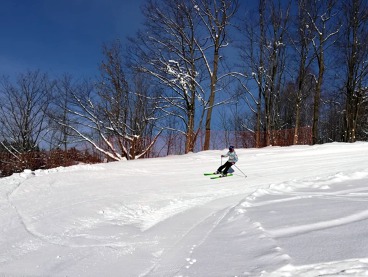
[1,0,368,177]
[0,147,101,177]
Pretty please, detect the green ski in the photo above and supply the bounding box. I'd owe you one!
[204,172,219,176]
[210,173,233,179]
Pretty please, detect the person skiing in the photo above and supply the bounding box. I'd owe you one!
[216,146,238,176]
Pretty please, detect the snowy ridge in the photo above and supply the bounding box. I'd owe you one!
[239,169,368,276]
[240,170,368,239]
[1,142,368,276]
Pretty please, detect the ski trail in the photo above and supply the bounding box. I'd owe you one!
[142,195,244,276]
[269,208,368,238]
[241,173,368,272]
[178,200,291,276]
[0,173,47,264]
[263,258,368,276]
[242,171,368,239]
[6,174,59,246]
[144,193,291,277]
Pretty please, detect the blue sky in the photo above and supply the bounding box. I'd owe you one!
[0,0,145,78]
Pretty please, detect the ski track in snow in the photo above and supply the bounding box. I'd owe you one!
[173,200,292,276]
[240,169,368,238]
[0,171,45,256]
[269,209,368,238]
[1,143,368,276]
[239,168,368,276]
[142,198,241,276]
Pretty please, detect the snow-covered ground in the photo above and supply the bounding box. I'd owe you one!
[1,142,368,276]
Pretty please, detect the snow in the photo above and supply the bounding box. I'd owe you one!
[1,142,368,276]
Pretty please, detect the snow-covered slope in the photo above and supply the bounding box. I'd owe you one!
[1,142,368,276]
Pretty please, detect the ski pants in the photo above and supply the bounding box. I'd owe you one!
[217,161,234,174]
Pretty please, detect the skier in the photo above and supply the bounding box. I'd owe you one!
[216,146,238,176]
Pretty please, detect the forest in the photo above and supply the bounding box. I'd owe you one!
[1,0,367,177]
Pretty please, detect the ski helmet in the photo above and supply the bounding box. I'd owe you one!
[229,145,234,151]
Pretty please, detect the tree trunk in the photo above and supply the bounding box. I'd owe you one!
[312,52,324,144]
[186,107,196,153]
[204,37,220,150]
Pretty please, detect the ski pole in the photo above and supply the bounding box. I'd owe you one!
[234,164,247,178]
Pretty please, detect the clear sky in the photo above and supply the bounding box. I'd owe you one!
[0,0,146,79]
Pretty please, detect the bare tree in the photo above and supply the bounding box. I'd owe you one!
[99,41,162,159]
[194,0,239,150]
[129,0,239,152]
[238,1,265,147]
[289,0,315,144]
[0,70,54,158]
[60,41,162,161]
[47,74,76,151]
[339,0,368,142]
[307,0,341,144]
[240,0,291,146]
[129,0,207,153]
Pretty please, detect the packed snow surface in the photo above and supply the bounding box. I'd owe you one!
[1,142,368,276]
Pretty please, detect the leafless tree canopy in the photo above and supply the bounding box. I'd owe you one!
[0,71,54,156]
[58,41,163,161]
